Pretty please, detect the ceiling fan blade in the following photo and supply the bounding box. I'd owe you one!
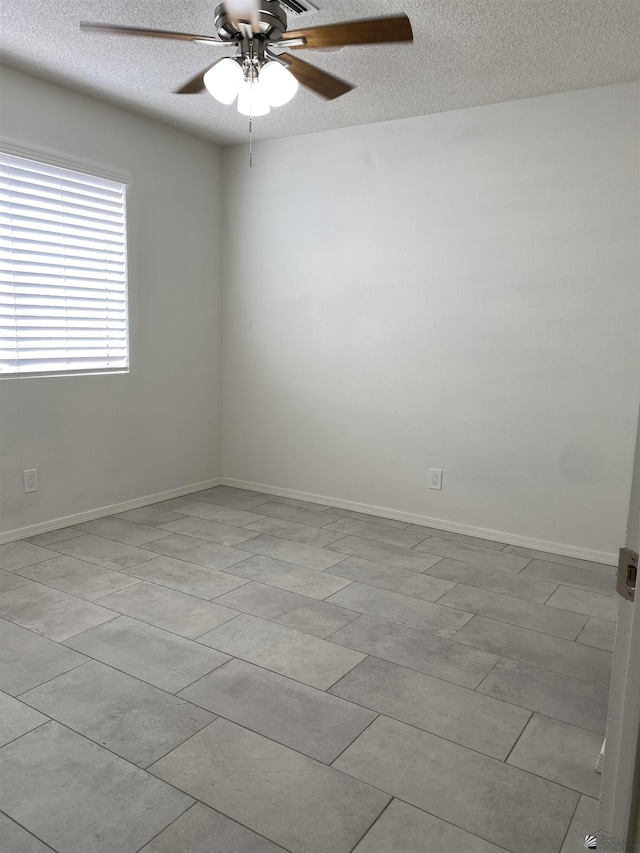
[281,14,413,49]
[80,22,224,44]
[280,53,353,100]
[175,60,224,94]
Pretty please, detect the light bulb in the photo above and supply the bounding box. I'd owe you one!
[237,79,271,116]
[259,61,299,107]
[204,58,244,105]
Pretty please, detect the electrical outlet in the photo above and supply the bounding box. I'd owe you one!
[23,469,38,493]
[429,468,443,490]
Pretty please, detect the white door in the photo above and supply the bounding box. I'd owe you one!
[598,411,640,848]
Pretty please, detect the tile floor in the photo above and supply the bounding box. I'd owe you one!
[0,486,617,853]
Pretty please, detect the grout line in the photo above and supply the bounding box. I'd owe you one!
[15,659,92,699]
[472,647,504,689]
[0,718,51,752]
[0,807,59,852]
[382,797,515,853]
[132,802,199,853]
[328,711,382,766]
[445,603,594,646]
[324,671,547,766]
[556,796,583,853]
[345,793,393,853]
[502,710,534,763]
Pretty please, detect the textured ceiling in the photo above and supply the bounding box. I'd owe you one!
[0,1,638,145]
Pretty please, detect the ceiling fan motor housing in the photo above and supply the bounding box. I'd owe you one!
[214,1,288,42]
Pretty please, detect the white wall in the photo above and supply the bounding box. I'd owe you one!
[0,66,224,540]
[221,82,640,561]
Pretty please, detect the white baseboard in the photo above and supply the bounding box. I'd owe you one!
[222,477,617,566]
[0,478,222,545]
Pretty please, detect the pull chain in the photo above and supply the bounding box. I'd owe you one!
[249,40,254,168]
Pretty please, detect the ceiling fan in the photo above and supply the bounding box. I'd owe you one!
[80,0,414,118]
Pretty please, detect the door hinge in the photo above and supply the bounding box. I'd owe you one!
[617,547,637,602]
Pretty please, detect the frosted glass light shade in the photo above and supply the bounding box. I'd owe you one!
[237,80,271,116]
[204,59,243,105]
[259,61,299,106]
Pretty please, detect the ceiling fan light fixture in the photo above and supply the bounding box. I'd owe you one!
[203,57,244,104]
[237,79,271,116]
[259,60,299,106]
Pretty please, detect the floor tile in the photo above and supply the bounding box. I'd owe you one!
[47,533,157,571]
[158,515,260,546]
[0,583,116,642]
[26,528,84,546]
[453,616,612,688]
[0,567,32,592]
[325,556,453,601]
[325,583,472,638]
[322,517,429,549]
[193,489,270,511]
[21,660,215,767]
[120,555,250,599]
[329,508,410,529]
[153,496,194,511]
[0,541,58,571]
[198,614,365,690]
[150,717,390,853]
[503,546,616,575]
[264,494,332,512]
[426,558,557,603]
[215,581,357,638]
[405,526,507,551]
[169,500,265,527]
[413,538,531,572]
[139,802,287,853]
[243,515,346,547]
[577,617,617,652]
[0,812,55,853]
[507,714,602,797]
[353,799,507,853]
[520,560,617,596]
[222,554,353,600]
[330,615,499,689]
[237,534,347,570]
[73,517,171,546]
[96,582,239,639]
[0,721,192,853]
[13,554,139,600]
[0,618,87,696]
[334,715,578,853]
[180,658,376,763]
[216,486,270,499]
[330,656,530,760]
[251,502,343,528]
[546,586,618,622]
[114,505,187,526]
[0,690,49,747]
[560,795,599,853]
[476,658,609,734]
[437,584,586,639]
[143,534,251,570]
[65,616,230,692]
[326,536,442,572]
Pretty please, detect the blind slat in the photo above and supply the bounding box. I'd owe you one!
[0,153,128,376]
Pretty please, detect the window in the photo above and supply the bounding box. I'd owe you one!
[0,151,128,377]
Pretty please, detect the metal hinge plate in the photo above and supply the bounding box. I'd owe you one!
[617,547,637,602]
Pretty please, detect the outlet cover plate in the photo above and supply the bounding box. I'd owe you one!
[429,469,443,490]
[23,469,38,492]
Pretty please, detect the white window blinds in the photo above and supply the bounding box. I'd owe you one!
[0,151,128,377]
